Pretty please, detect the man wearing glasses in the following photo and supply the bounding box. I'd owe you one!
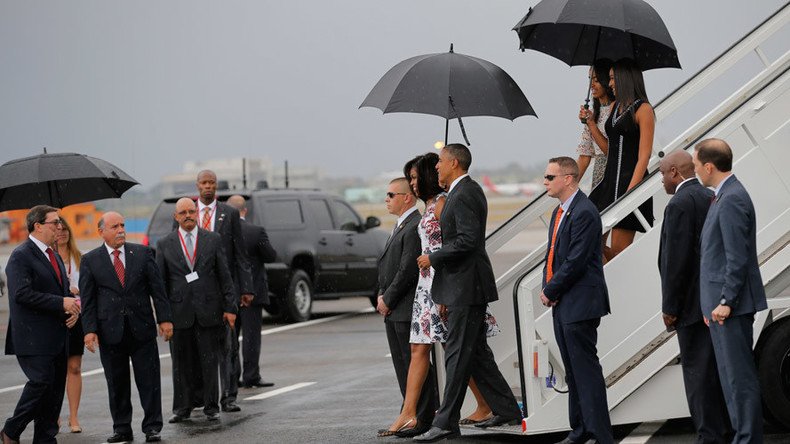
[540,157,613,444]
[2,205,81,444]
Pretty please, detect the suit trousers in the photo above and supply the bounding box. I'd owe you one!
[3,347,67,443]
[238,305,264,384]
[220,322,240,404]
[676,321,732,443]
[171,324,221,416]
[708,314,762,444]
[99,318,163,435]
[553,316,613,444]
[433,304,520,432]
[384,318,437,424]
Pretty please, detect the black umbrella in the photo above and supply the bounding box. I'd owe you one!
[360,44,536,146]
[513,0,680,116]
[0,151,139,211]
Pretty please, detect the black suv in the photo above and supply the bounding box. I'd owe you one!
[145,189,388,322]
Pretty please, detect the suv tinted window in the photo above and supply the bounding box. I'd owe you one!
[332,200,360,231]
[308,199,333,230]
[262,199,304,228]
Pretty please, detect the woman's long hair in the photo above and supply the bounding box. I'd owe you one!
[613,58,649,111]
[414,152,443,202]
[58,218,82,269]
[591,58,615,123]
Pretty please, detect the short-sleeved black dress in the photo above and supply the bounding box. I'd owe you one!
[589,99,654,232]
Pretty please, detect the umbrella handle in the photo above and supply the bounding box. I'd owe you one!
[448,96,471,146]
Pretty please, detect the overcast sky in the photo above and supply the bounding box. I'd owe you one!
[1,1,787,189]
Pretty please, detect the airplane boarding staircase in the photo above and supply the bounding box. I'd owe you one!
[472,3,790,434]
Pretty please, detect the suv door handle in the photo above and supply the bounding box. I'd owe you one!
[318,238,328,246]
[345,238,354,246]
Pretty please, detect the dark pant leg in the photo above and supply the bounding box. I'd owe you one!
[469,325,521,420]
[170,327,197,416]
[432,305,484,432]
[99,329,135,435]
[240,305,263,384]
[385,319,409,398]
[554,315,585,442]
[196,324,221,414]
[709,314,762,444]
[676,321,731,444]
[562,319,613,444]
[4,351,66,444]
[219,323,240,405]
[129,336,163,434]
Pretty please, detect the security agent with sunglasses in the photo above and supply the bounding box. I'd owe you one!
[3,206,81,444]
[540,157,613,444]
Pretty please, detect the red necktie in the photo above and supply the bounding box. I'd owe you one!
[113,250,125,286]
[45,247,62,285]
[202,207,212,230]
[546,206,564,283]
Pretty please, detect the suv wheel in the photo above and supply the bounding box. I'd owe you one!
[285,270,313,322]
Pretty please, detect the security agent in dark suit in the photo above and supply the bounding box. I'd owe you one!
[539,157,613,444]
[2,205,81,444]
[156,198,237,423]
[227,195,277,388]
[80,211,174,443]
[657,151,731,443]
[376,178,436,436]
[195,170,254,412]
[694,139,767,444]
[415,144,521,443]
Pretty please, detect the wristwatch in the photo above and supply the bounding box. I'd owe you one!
[719,297,729,306]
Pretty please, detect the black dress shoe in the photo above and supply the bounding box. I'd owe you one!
[474,415,521,428]
[221,402,241,412]
[106,432,134,443]
[413,426,460,442]
[145,432,162,442]
[553,438,593,444]
[206,412,220,421]
[247,379,275,388]
[168,414,189,423]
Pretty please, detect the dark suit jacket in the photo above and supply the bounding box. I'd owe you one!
[240,218,276,306]
[377,209,421,322]
[542,191,610,324]
[211,202,254,296]
[4,238,70,356]
[156,228,237,329]
[80,242,172,345]
[700,175,767,317]
[658,180,713,327]
[429,176,498,306]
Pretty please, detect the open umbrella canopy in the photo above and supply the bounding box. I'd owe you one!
[0,152,139,211]
[513,0,681,71]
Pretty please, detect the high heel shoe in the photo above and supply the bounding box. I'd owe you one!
[68,419,82,433]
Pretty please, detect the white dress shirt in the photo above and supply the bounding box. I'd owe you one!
[448,173,469,195]
[104,243,126,267]
[197,200,218,231]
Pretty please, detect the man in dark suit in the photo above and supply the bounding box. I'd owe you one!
[657,150,731,443]
[2,205,81,444]
[415,144,521,442]
[694,138,767,444]
[80,211,174,443]
[195,170,254,412]
[227,195,276,388]
[156,198,237,423]
[540,157,613,444]
[376,178,436,436]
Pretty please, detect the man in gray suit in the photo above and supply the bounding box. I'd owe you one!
[694,138,767,444]
[376,178,436,435]
[414,144,521,442]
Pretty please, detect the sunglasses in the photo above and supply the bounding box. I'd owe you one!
[544,174,574,181]
[40,219,63,226]
[386,192,407,199]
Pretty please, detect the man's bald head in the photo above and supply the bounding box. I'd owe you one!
[196,170,218,204]
[659,150,696,195]
[695,138,732,173]
[174,198,198,231]
[227,195,247,217]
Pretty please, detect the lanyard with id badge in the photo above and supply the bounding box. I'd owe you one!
[178,231,199,283]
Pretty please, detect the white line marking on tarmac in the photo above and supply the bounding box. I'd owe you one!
[385,353,391,358]
[0,307,373,395]
[619,421,664,443]
[243,382,315,401]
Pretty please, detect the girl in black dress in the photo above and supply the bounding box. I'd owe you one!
[589,58,655,261]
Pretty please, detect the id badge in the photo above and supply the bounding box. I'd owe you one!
[185,271,199,283]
